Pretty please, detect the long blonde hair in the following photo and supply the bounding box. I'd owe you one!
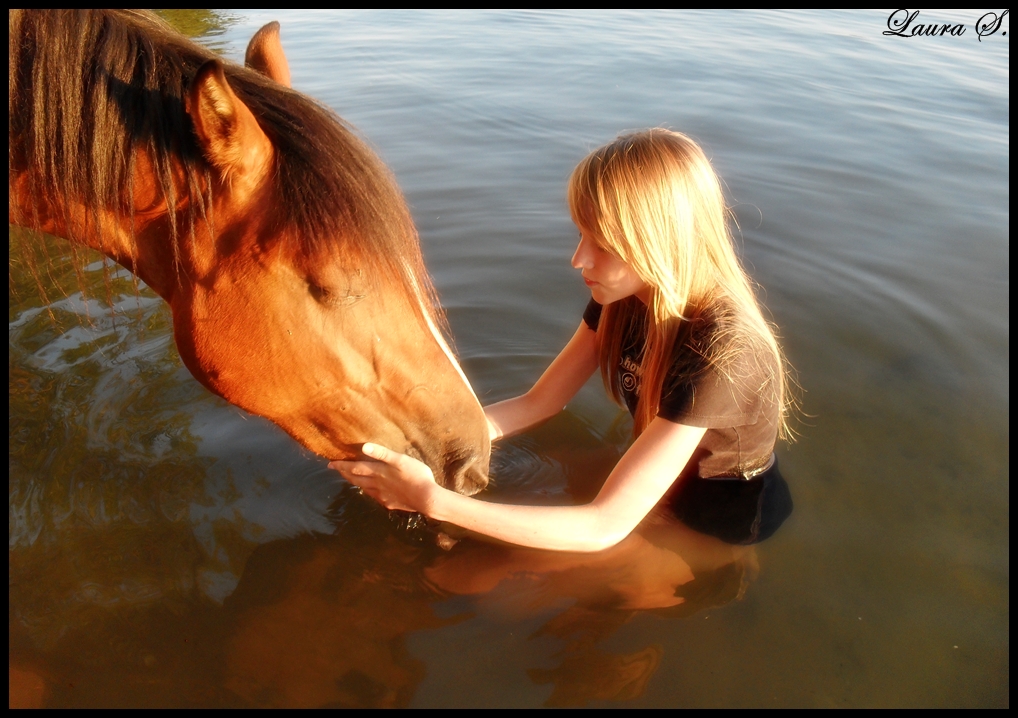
[568,129,792,438]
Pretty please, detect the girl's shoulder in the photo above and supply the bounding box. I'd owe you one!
[683,298,775,371]
[661,301,779,426]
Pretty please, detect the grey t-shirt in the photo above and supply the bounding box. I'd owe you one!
[583,298,778,479]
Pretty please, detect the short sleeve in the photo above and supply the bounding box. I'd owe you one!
[658,364,763,428]
[582,299,603,332]
[655,315,781,478]
[657,333,771,429]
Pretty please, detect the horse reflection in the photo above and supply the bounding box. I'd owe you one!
[222,535,452,708]
[220,508,755,708]
[8,10,489,490]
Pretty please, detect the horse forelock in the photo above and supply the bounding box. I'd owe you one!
[9,8,440,335]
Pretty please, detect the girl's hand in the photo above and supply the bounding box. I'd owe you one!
[328,443,439,514]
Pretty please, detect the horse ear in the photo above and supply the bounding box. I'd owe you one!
[245,21,291,87]
[187,60,273,185]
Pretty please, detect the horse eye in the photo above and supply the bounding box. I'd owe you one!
[308,281,364,308]
[308,282,333,304]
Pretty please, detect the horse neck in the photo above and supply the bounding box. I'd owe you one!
[9,153,192,303]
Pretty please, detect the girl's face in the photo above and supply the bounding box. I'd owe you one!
[571,230,651,305]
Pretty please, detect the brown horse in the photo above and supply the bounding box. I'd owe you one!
[8,10,490,492]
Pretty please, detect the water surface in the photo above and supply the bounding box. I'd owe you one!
[9,9,1008,708]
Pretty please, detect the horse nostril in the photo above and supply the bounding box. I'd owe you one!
[443,450,488,496]
[459,465,488,496]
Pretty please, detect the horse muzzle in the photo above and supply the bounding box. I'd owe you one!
[441,446,489,496]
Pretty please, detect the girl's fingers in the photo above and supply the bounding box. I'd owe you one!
[329,463,381,496]
[328,460,353,477]
[329,459,382,476]
[327,455,423,513]
[363,444,434,483]
[344,478,413,512]
[362,442,394,464]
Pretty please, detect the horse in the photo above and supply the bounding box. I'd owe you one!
[8,10,490,493]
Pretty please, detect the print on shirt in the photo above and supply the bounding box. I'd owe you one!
[620,355,642,395]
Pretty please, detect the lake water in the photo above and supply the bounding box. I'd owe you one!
[8,9,1008,708]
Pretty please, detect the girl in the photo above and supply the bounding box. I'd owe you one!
[331,129,793,552]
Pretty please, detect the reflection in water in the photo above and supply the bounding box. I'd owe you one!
[427,514,755,707]
[11,7,1006,707]
[152,9,237,52]
[217,511,754,708]
[223,534,449,708]
[9,241,760,708]
[9,230,232,706]
[9,228,345,706]
[9,666,47,709]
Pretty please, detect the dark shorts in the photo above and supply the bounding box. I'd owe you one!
[667,457,793,545]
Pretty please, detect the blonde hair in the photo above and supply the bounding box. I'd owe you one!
[568,129,792,438]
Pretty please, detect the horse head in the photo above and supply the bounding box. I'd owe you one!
[8,10,490,493]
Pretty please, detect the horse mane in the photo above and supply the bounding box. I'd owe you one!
[9,9,443,329]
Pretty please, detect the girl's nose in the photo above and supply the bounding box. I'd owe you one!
[571,235,594,270]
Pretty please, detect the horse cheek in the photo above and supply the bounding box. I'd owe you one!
[167,290,228,401]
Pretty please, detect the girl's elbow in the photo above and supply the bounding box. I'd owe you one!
[575,534,627,553]
[578,519,633,553]
[583,535,624,553]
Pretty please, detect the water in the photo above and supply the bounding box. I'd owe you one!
[8,10,1008,707]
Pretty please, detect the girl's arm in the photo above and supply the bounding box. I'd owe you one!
[330,417,707,553]
[484,320,599,441]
